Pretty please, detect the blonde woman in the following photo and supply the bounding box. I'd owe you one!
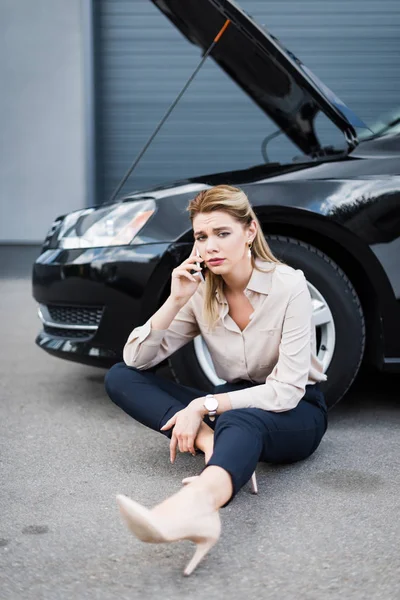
[105,185,328,576]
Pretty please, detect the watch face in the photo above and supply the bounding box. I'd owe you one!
[205,396,218,411]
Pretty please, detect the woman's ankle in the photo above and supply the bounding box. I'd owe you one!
[196,466,233,510]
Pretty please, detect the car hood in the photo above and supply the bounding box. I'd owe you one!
[150,0,368,156]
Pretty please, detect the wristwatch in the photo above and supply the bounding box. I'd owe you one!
[203,394,219,421]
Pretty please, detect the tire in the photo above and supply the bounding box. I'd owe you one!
[168,236,365,409]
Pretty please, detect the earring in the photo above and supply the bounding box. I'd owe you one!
[247,241,252,258]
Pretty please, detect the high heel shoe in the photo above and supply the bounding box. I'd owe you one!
[116,494,221,576]
[182,471,258,494]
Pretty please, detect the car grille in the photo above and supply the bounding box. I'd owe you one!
[38,304,104,340]
[43,325,93,339]
[47,305,103,327]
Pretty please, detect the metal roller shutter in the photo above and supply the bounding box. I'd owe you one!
[94,0,400,204]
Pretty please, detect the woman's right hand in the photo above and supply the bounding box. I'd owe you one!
[170,243,204,305]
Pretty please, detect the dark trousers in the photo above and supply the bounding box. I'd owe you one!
[105,362,328,507]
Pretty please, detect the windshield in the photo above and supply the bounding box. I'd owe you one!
[358,108,400,140]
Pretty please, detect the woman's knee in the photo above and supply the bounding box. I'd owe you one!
[214,410,240,431]
[104,362,140,400]
[214,408,265,436]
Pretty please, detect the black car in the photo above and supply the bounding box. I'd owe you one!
[32,0,400,408]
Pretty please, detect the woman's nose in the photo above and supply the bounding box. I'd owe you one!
[205,240,218,253]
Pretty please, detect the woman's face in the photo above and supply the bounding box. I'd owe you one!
[192,211,256,274]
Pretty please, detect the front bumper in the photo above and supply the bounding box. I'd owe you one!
[32,242,182,367]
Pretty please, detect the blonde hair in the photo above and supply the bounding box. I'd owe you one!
[186,185,283,330]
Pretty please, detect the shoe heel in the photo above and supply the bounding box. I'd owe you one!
[250,471,258,494]
[183,537,218,576]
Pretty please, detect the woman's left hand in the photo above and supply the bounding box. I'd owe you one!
[160,402,204,463]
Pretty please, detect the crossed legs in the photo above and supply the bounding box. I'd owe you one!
[105,362,327,507]
[106,362,327,574]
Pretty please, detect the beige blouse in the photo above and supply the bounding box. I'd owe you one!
[123,258,327,412]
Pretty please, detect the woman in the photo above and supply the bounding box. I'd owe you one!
[105,185,328,576]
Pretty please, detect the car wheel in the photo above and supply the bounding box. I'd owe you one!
[168,236,365,409]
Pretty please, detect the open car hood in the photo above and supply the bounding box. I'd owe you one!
[150,0,368,156]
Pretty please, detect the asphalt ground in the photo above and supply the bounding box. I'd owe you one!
[1,247,399,599]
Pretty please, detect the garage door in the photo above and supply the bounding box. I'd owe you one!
[94,0,400,204]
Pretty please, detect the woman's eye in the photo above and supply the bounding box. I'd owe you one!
[196,232,229,241]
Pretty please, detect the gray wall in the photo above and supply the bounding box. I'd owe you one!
[0,0,86,243]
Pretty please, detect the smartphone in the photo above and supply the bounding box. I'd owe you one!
[191,247,205,282]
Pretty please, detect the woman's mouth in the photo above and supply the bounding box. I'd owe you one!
[208,259,225,266]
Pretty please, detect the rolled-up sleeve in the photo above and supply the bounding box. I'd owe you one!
[123,300,200,370]
[226,271,313,412]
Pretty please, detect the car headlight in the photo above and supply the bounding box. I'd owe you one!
[55,200,155,249]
